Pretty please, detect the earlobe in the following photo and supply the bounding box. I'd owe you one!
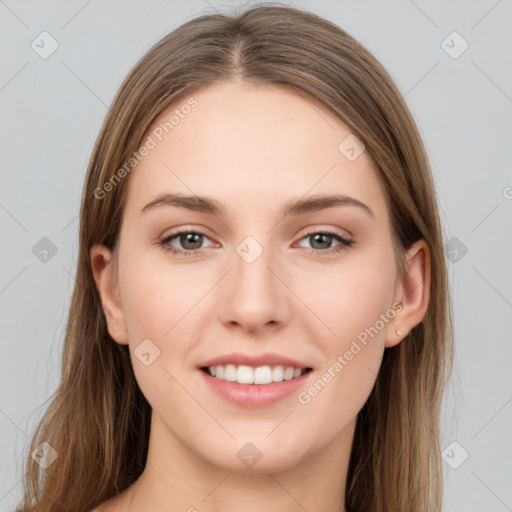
[385,239,431,348]
[90,244,129,345]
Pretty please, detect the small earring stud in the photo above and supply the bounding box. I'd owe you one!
[396,329,403,336]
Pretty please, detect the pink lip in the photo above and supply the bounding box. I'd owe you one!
[199,352,311,369]
[199,369,313,408]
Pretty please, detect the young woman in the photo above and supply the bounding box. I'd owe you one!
[17,4,453,511]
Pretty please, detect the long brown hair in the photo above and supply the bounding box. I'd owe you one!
[17,4,453,511]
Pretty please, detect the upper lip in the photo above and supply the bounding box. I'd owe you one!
[199,352,312,369]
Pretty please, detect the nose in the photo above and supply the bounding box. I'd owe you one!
[217,237,290,334]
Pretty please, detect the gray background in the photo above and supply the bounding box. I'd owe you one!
[1,0,511,510]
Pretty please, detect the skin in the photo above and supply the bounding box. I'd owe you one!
[90,79,430,512]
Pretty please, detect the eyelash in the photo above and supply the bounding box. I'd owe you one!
[158,228,353,257]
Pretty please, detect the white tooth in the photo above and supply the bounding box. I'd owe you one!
[272,365,284,382]
[283,366,295,380]
[254,366,272,384]
[211,364,304,383]
[237,365,254,384]
[224,364,237,382]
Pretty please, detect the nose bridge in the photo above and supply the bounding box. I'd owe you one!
[233,232,278,301]
[219,231,288,329]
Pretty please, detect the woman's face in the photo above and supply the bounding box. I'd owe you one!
[93,80,426,473]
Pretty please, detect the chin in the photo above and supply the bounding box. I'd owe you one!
[198,435,311,474]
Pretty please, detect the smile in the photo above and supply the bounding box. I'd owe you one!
[199,365,314,408]
[202,364,312,385]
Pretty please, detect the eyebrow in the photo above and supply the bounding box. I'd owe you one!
[140,192,374,218]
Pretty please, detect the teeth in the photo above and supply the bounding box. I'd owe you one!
[207,364,307,384]
[272,365,284,381]
[237,365,254,384]
[224,364,237,382]
[254,366,272,384]
[283,367,294,380]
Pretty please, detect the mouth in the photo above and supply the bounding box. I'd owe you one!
[200,364,313,385]
[198,363,314,408]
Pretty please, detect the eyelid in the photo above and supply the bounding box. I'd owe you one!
[159,225,216,242]
[298,226,352,242]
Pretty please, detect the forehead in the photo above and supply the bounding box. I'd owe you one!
[124,81,388,222]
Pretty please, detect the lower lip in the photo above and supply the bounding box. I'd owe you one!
[199,369,313,408]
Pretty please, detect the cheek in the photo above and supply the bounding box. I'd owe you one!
[293,244,397,346]
[290,246,395,422]
[116,238,203,382]
[117,254,204,411]
[118,236,201,337]
[121,270,178,340]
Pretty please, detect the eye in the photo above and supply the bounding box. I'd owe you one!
[158,229,214,256]
[296,229,353,255]
[158,228,353,257]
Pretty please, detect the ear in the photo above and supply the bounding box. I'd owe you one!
[385,239,430,348]
[90,244,129,345]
